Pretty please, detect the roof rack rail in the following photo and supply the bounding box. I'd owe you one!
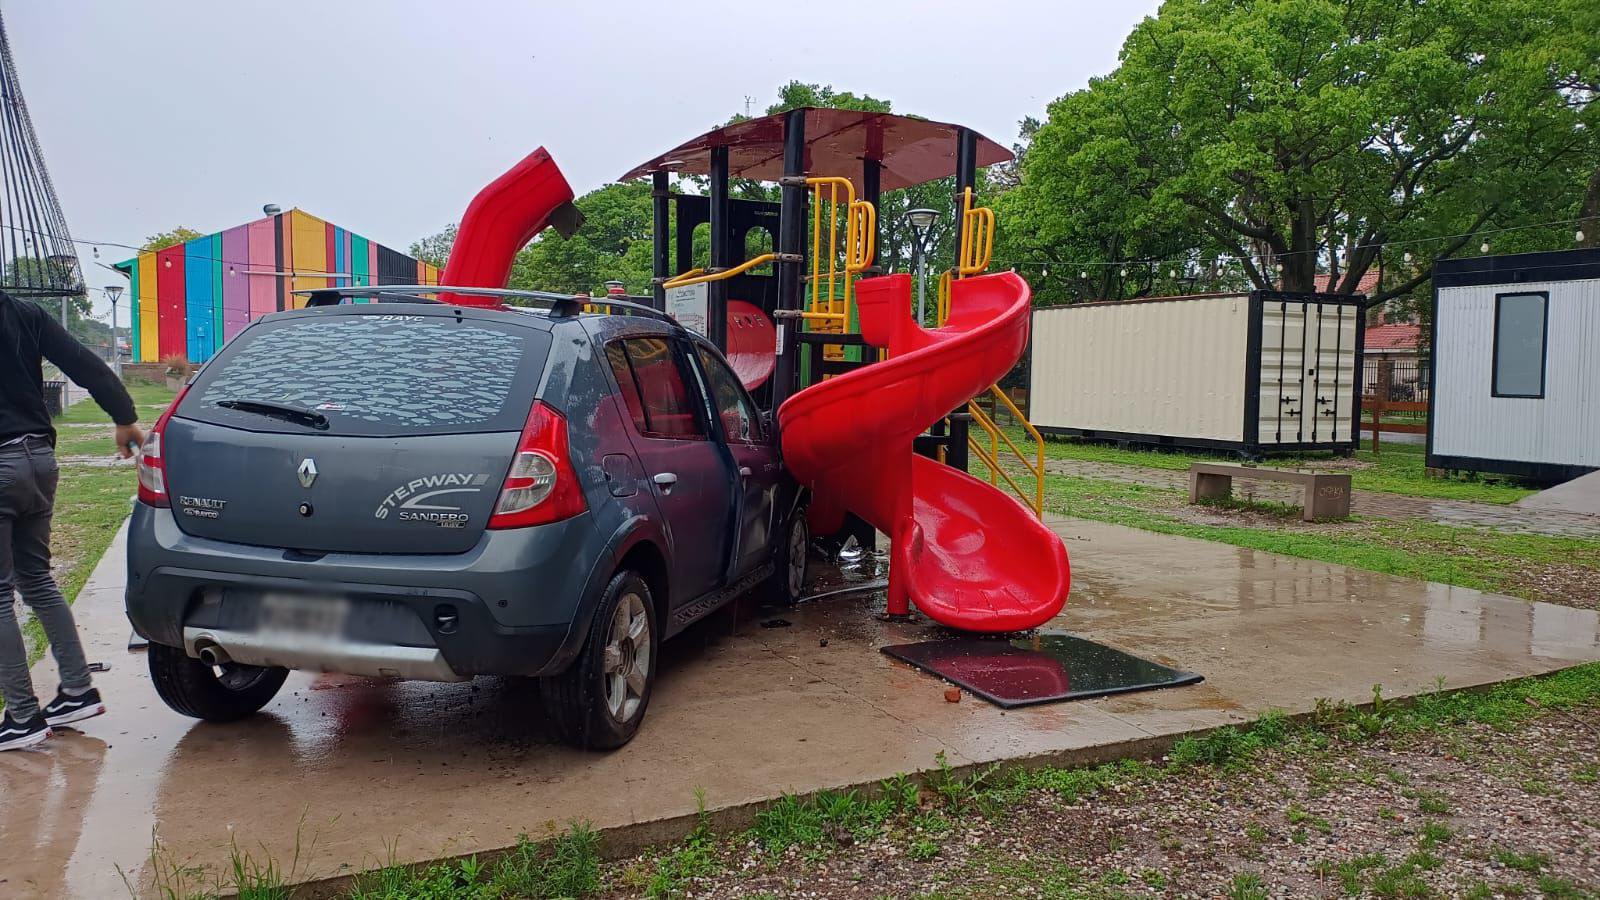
[294,285,676,323]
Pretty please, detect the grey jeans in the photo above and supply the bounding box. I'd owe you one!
[0,437,91,721]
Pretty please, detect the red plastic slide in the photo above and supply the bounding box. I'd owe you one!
[442,148,576,305]
[779,271,1070,632]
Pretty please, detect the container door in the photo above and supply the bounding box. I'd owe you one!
[1259,300,1360,445]
[1258,300,1308,444]
[1302,301,1359,444]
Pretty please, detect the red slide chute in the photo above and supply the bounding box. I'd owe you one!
[779,272,1070,632]
[442,148,578,304]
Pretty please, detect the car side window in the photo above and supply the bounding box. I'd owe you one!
[694,344,761,444]
[604,342,649,433]
[605,337,706,440]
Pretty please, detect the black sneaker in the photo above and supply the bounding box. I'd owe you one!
[0,711,50,750]
[42,688,105,727]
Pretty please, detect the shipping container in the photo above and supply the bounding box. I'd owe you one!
[1029,291,1365,456]
[1428,248,1600,482]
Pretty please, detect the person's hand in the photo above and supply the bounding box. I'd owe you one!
[115,424,144,459]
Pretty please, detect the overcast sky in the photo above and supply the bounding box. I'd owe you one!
[9,0,1158,314]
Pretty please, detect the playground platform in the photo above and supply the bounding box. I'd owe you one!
[4,517,1597,898]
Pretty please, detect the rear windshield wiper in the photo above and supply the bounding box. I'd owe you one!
[214,398,330,431]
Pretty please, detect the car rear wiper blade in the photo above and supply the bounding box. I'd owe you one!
[215,398,330,431]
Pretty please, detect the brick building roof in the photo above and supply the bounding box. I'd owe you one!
[1365,322,1421,351]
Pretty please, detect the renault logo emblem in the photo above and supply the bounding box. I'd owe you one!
[297,458,318,488]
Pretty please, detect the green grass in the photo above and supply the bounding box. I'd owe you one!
[1021,431,1535,504]
[1038,472,1600,601]
[56,379,176,425]
[345,825,599,900]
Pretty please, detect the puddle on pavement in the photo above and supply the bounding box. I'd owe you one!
[881,632,1203,709]
[800,535,890,599]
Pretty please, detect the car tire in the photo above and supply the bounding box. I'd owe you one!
[764,505,810,605]
[147,642,289,722]
[541,570,657,750]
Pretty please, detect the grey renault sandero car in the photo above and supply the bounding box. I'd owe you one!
[126,287,808,749]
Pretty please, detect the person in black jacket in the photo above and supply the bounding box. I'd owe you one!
[0,289,143,750]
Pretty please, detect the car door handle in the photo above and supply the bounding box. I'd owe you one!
[739,466,752,477]
[652,472,678,494]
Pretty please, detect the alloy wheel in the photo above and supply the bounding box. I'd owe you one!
[601,591,651,722]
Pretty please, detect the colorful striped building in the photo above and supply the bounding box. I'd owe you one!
[114,209,441,363]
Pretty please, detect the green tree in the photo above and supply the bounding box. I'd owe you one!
[407,184,656,297]
[1004,0,1599,304]
[509,181,656,295]
[408,223,455,269]
[141,227,203,252]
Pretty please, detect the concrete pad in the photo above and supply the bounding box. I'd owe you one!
[3,518,1597,898]
[1517,469,1600,516]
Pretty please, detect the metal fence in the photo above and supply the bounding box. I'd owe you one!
[1363,356,1429,402]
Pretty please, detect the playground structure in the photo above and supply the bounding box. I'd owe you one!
[443,108,1069,632]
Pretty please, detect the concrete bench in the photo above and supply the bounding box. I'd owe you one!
[1188,463,1352,522]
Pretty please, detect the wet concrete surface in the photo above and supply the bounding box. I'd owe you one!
[3,517,1597,898]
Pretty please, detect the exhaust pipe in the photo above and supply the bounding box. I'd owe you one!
[195,642,230,666]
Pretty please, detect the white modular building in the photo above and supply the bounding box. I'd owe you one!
[1028,291,1366,456]
[1428,249,1600,482]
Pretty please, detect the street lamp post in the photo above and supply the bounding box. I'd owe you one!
[47,253,79,329]
[103,284,124,377]
[904,208,940,324]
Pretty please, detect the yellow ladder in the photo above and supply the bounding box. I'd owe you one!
[801,176,875,360]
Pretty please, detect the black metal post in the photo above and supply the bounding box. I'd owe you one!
[651,170,669,311]
[770,108,807,413]
[861,158,881,276]
[951,127,977,278]
[708,145,731,351]
[944,127,979,472]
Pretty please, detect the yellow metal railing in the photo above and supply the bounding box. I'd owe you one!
[803,177,876,360]
[927,191,1044,515]
[935,269,953,326]
[957,187,994,276]
[660,252,778,290]
[965,386,1045,518]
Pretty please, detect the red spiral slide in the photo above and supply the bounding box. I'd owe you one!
[779,271,1070,632]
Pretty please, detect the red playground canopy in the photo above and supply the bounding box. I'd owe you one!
[619,108,1013,191]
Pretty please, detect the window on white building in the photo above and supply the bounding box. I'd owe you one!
[1492,292,1547,399]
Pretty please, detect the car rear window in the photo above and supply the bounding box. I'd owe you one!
[180,313,549,436]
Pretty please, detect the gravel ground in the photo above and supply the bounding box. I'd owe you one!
[597,706,1600,899]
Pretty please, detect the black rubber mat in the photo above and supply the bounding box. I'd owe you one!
[881,633,1202,708]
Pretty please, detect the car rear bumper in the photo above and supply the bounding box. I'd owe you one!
[183,625,465,681]
[126,503,606,679]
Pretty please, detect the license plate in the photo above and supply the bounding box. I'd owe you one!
[257,592,349,637]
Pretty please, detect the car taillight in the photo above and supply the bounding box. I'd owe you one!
[137,384,188,508]
[487,400,586,529]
